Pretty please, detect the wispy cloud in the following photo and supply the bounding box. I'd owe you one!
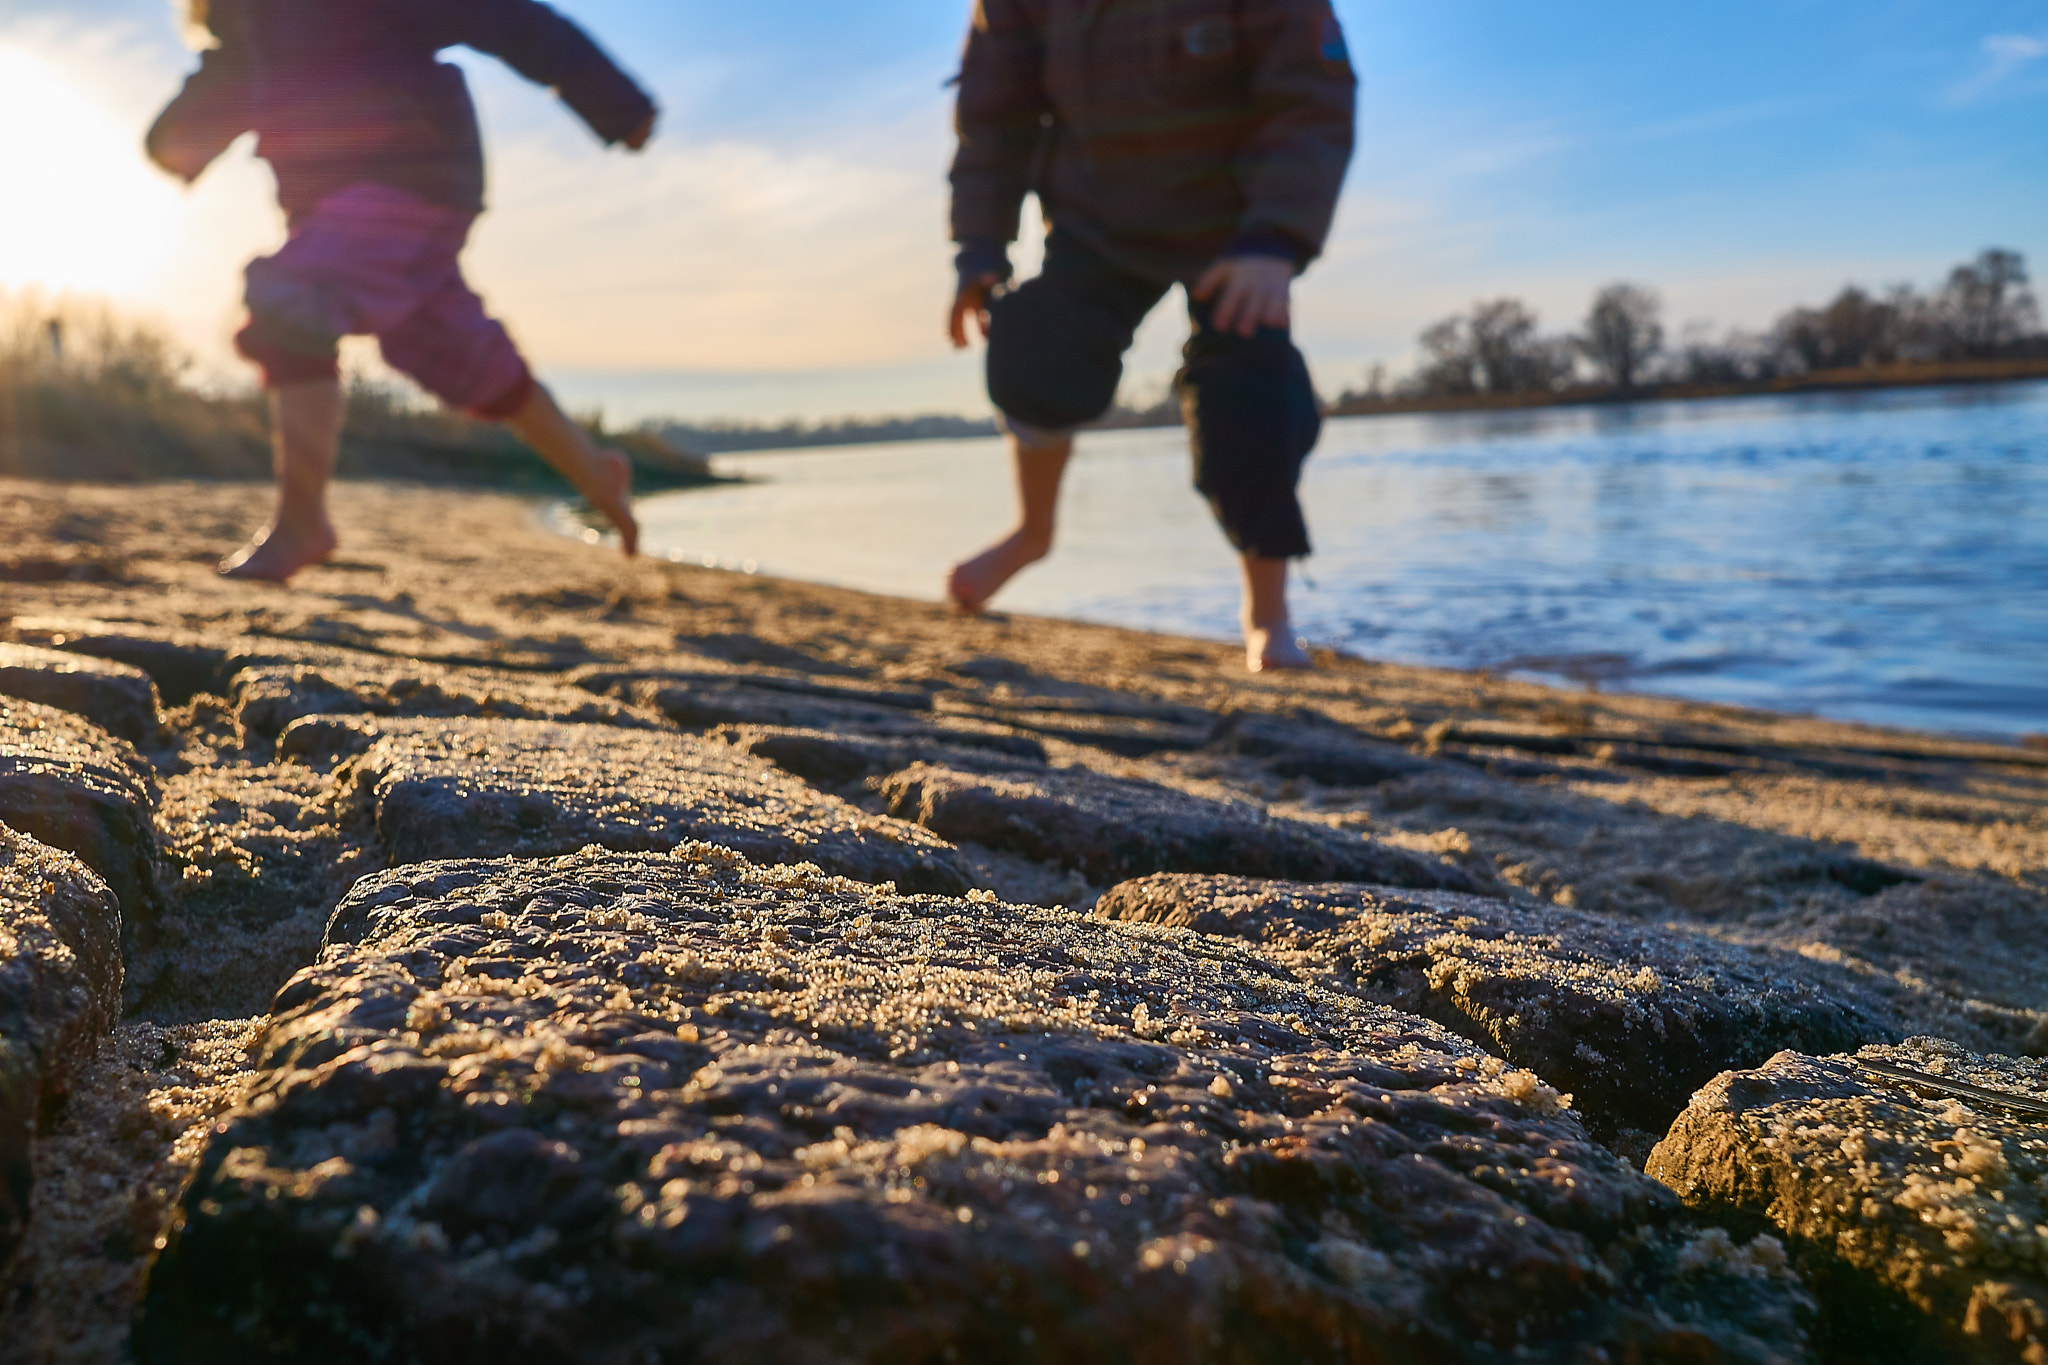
[469,108,957,374]
[1620,96,1818,146]
[1985,33,2048,68]
[1949,32,2048,102]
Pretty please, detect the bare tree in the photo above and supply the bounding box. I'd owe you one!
[1415,315,1480,395]
[1676,322,1780,385]
[1409,299,1571,397]
[1880,284,1941,363]
[1771,306,1827,373]
[1521,336,1577,392]
[1939,248,2039,358]
[1772,286,1907,372]
[1469,298,1543,393]
[1342,361,1390,403]
[1577,283,1664,389]
[1820,287,1903,366]
[1359,248,2047,405]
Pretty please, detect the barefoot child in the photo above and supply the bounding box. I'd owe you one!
[147,0,655,580]
[946,0,1354,671]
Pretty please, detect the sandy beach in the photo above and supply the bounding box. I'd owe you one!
[2,476,2044,1363]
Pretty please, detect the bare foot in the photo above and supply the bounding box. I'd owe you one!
[581,448,638,557]
[946,529,1050,613]
[219,517,337,583]
[1245,622,1314,674]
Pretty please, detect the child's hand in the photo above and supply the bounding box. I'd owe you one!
[1192,255,1294,337]
[949,273,1003,350]
[622,112,656,151]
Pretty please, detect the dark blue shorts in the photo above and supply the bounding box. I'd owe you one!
[985,233,1319,559]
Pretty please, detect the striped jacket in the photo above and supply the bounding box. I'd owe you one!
[950,0,1356,285]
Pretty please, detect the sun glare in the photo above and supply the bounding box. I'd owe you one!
[0,46,182,296]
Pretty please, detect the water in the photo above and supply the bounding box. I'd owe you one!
[632,381,2048,738]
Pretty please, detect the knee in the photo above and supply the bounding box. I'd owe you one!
[985,289,1124,431]
[236,259,344,387]
[1180,336,1322,480]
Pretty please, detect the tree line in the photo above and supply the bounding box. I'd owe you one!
[1348,247,2044,402]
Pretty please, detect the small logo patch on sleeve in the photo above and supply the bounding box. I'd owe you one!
[1183,18,1237,59]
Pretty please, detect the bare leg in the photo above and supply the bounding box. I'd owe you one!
[505,384,638,557]
[947,433,1073,612]
[1240,553,1314,673]
[221,378,344,581]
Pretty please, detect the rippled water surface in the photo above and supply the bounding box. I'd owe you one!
[635,382,2048,737]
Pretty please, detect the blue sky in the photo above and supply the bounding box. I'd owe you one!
[0,0,2042,421]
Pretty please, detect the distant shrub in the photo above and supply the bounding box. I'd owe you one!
[0,290,271,481]
[0,292,716,489]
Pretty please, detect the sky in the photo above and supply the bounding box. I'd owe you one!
[0,0,2043,423]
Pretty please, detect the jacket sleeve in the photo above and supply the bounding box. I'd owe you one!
[145,45,254,183]
[435,0,657,145]
[949,0,1050,247]
[1230,0,1356,265]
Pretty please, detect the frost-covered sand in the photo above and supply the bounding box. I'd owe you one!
[1,477,2044,1363]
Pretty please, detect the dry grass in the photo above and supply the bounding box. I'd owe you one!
[0,291,271,482]
[0,290,715,491]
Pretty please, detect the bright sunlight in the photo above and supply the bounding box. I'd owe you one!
[0,44,182,295]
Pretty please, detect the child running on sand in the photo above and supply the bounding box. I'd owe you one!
[147,0,654,581]
[946,0,1355,671]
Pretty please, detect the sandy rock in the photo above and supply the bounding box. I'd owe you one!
[1649,1039,2048,1364]
[0,825,122,1270]
[662,634,876,677]
[621,677,940,736]
[0,697,160,932]
[139,849,1812,1364]
[0,643,161,743]
[1730,878,2048,1058]
[7,617,364,708]
[935,693,1217,758]
[573,664,944,739]
[1372,766,1922,916]
[229,661,664,741]
[1350,766,2048,1056]
[1096,874,1904,1146]
[574,662,933,711]
[338,717,972,895]
[711,723,1047,789]
[6,474,2047,1363]
[275,715,407,765]
[1209,711,1441,788]
[6,617,230,707]
[139,759,377,1017]
[3,1017,263,1364]
[882,763,1491,894]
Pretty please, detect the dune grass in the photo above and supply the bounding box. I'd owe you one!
[0,290,717,491]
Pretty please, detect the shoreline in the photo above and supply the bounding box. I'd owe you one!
[601,405,2048,748]
[1047,360,2048,435]
[586,480,2048,750]
[640,362,2048,453]
[1320,356,2048,421]
[1,476,2044,1361]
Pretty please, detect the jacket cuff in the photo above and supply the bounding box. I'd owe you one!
[954,240,1014,286]
[570,85,658,146]
[1223,229,1313,268]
